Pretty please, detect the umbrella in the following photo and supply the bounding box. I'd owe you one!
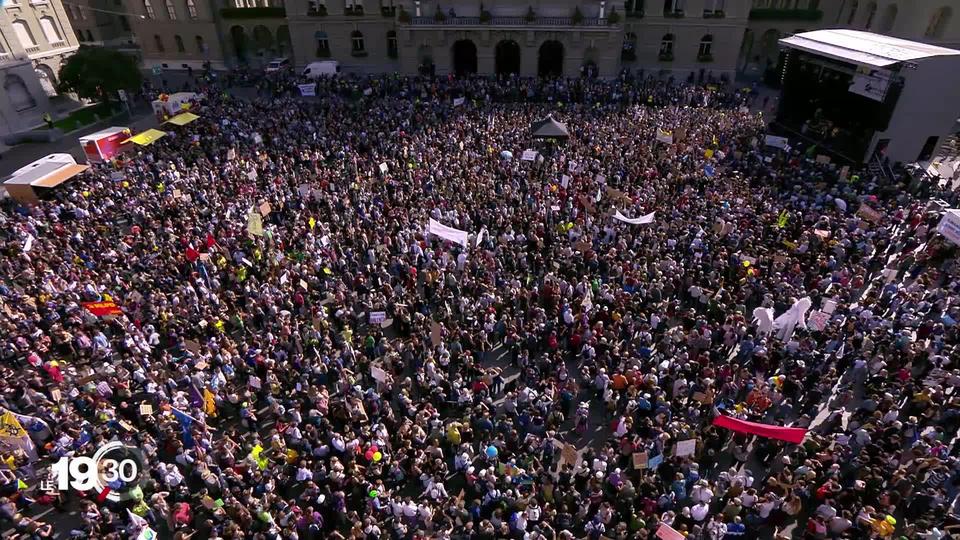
[500,151,513,160]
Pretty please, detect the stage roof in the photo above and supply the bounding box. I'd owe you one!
[780,29,960,68]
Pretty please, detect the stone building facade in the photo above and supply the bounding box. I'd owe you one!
[126,0,960,81]
[1,0,80,134]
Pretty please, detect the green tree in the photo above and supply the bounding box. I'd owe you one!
[57,46,143,103]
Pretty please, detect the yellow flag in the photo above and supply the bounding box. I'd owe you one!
[0,411,27,439]
[203,389,217,417]
[308,217,316,229]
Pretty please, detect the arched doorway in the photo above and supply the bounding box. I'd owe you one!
[451,40,477,76]
[4,74,36,112]
[418,44,434,76]
[538,40,563,78]
[230,25,248,63]
[495,40,520,75]
[35,65,58,96]
[252,25,274,58]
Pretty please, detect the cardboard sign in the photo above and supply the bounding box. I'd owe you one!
[371,365,388,383]
[369,311,387,325]
[50,389,61,402]
[675,439,696,457]
[82,301,123,317]
[140,404,154,415]
[632,452,648,469]
[184,340,201,354]
[430,321,442,347]
[259,202,272,217]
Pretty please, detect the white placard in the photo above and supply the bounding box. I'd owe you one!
[298,84,316,97]
[561,175,570,188]
[937,209,960,246]
[379,162,388,173]
[453,97,465,106]
[764,135,789,150]
[369,311,387,324]
[521,149,538,161]
[675,438,696,457]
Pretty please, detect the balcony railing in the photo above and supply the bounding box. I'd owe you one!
[406,15,607,26]
[24,46,41,54]
[50,41,67,48]
[748,8,823,21]
[219,6,286,18]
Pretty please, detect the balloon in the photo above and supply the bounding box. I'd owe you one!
[742,260,750,267]
[369,490,378,498]
[885,516,896,525]
[373,452,382,462]
[365,450,374,461]
[369,445,378,453]
[486,446,498,458]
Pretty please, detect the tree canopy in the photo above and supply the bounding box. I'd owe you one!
[57,46,143,102]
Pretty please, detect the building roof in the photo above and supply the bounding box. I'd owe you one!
[780,29,960,68]
[78,126,131,142]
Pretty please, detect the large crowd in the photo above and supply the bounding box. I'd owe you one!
[0,70,959,540]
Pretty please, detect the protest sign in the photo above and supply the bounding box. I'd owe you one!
[656,129,673,144]
[369,311,387,325]
[675,439,696,457]
[937,209,960,245]
[371,365,389,383]
[259,202,272,216]
[521,149,538,161]
[857,204,882,223]
[379,162,388,173]
[764,135,789,150]
[298,84,316,97]
[428,218,469,247]
[140,404,154,415]
[632,452,648,469]
[453,97,465,106]
[807,310,830,331]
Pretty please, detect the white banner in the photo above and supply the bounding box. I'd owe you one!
[428,218,469,247]
[937,209,960,246]
[613,210,655,225]
[764,135,789,150]
[521,149,538,161]
[298,83,316,97]
[453,97,465,106]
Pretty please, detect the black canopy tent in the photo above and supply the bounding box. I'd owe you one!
[531,115,570,139]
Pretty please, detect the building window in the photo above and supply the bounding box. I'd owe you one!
[196,35,205,52]
[120,15,131,30]
[12,20,37,48]
[879,4,897,32]
[925,6,952,38]
[864,1,876,28]
[846,0,858,25]
[386,30,397,58]
[351,30,365,52]
[659,33,674,60]
[663,0,683,15]
[144,0,156,19]
[316,31,330,56]
[625,0,644,16]
[704,0,724,16]
[39,16,63,44]
[175,35,185,52]
[76,29,85,42]
[165,0,177,19]
[345,0,363,14]
[698,34,713,59]
[621,32,637,61]
[155,34,165,52]
[86,30,94,41]
[187,0,198,18]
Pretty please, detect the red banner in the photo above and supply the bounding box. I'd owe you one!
[82,301,123,317]
[712,414,807,444]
